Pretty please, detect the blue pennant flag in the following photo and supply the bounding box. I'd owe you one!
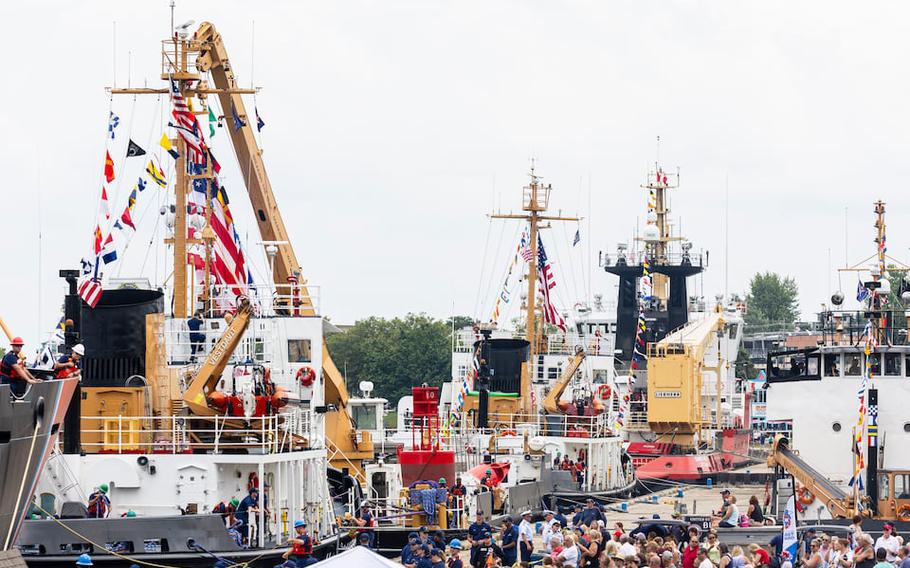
[573,228,581,247]
[255,106,265,131]
[231,103,245,131]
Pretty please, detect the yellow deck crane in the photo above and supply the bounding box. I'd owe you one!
[768,435,910,520]
[191,22,374,478]
[646,311,726,447]
[182,299,252,416]
[542,346,587,414]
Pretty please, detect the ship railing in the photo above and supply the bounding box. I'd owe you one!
[207,284,322,319]
[76,409,316,455]
[346,494,468,530]
[453,412,615,438]
[453,329,615,356]
[163,316,276,366]
[624,410,650,431]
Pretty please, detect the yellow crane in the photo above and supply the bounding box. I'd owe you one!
[542,346,587,414]
[192,23,373,477]
[182,299,252,416]
[767,435,910,520]
[646,311,726,447]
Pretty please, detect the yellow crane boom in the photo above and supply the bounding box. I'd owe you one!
[192,23,371,476]
[767,435,856,518]
[183,299,253,415]
[542,347,586,414]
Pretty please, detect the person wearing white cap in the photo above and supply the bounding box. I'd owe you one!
[54,344,84,380]
[518,510,534,562]
[542,510,558,552]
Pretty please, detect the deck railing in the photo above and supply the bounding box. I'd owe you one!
[77,409,316,455]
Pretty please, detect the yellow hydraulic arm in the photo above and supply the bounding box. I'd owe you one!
[543,346,586,414]
[194,22,309,307]
[193,23,372,475]
[767,435,856,518]
[183,299,252,416]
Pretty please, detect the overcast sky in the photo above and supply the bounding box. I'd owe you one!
[3,0,910,347]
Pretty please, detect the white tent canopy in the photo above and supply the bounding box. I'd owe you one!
[313,545,401,567]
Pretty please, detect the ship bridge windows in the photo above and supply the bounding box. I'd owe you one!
[767,349,820,380]
[824,354,841,377]
[895,474,910,499]
[884,353,902,376]
[287,339,312,363]
[844,354,862,376]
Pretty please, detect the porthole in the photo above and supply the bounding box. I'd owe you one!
[903,422,910,433]
[832,422,842,432]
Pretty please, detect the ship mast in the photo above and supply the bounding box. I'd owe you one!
[110,29,256,317]
[490,162,578,412]
[636,164,681,303]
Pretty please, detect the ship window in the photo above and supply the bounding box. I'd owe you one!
[806,355,819,377]
[823,354,840,377]
[548,367,559,380]
[885,353,901,376]
[352,404,378,431]
[881,474,890,500]
[287,339,312,363]
[896,474,910,499]
[844,354,862,376]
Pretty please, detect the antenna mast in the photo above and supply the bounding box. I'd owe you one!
[489,162,579,413]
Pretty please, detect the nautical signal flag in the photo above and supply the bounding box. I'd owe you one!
[146,159,167,188]
[208,106,217,137]
[104,151,116,183]
[126,139,146,158]
[160,134,179,159]
[255,106,265,131]
[573,228,581,247]
[231,103,245,131]
[108,111,120,140]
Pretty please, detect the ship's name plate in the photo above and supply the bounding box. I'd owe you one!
[654,391,682,398]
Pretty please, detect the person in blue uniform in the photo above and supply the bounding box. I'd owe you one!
[401,532,419,565]
[355,503,375,546]
[0,337,39,396]
[578,498,606,527]
[498,517,519,565]
[234,488,260,544]
[467,511,491,548]
[187,312,205,361]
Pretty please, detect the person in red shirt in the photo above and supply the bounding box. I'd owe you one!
[683,537,700,568]
[749,543,771,567]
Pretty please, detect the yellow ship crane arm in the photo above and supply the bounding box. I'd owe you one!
[542,346,586,414]
[767,435,856,518]
[194,22,308,308]
[183,299,253,416]
[192,23,372,477]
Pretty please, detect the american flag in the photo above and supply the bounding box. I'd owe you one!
[78,257,103,308]
[536,235,567,332]
[169,78,206,163]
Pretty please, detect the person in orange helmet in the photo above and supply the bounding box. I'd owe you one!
[0,337,40,396]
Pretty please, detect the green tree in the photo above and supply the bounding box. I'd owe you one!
[326,314,471,403]
[744,272,799,328]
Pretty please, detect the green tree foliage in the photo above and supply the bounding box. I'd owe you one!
[326,314,473,403]
[744,272,800,327]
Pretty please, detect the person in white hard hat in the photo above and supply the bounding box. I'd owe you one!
[54,344,84,380]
